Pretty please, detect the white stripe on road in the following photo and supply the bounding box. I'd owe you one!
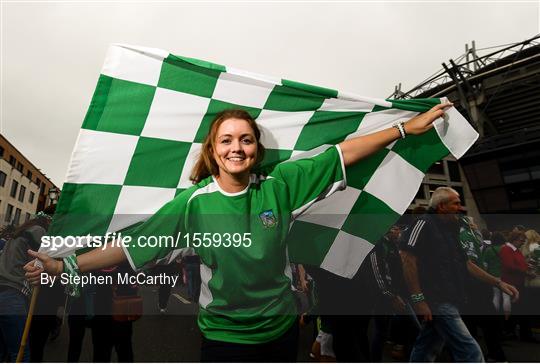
[172,293,191,304]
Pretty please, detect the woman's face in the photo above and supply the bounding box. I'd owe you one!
[213,118,258,179]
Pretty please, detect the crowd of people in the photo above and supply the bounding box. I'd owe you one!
[0,214,200,362]
[0,191,539,362]
[292,188,539,362]
[1,105,538,362]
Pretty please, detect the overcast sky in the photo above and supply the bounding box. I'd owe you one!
[1,1,539,186]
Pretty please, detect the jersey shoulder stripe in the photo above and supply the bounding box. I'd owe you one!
[187,179,221,204]
[408,219,426,247]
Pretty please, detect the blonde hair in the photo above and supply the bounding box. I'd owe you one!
[522,229,540,257]
[525,229,540,244]
[189,109,265,184]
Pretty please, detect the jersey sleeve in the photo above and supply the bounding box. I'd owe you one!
[370,245,394,298]
[400,217,428,255]
[122,190,192,271]
[269,145,346,216]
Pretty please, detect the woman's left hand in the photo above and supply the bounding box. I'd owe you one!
[404,102,453,136]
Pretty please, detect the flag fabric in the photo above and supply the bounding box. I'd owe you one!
[46,44,478,278]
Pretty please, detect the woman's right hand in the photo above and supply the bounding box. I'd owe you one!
[24,250,63,286]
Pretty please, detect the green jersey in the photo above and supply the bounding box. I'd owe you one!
[459,217,486,270]
[123,145,346,344]
[483,245,503,277]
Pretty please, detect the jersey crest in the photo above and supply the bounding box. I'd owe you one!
[259,210,277,228]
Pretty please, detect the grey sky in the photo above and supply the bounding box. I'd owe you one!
[1,1,538,186]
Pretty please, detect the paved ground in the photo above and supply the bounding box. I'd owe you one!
[42,285,540,362]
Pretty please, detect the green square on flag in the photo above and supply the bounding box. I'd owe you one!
[124,137,191,188]
[82,76,155,136]
[391,129,450,172]
[286,220,340,267]
[294,111,366,151]
[346,149,390,190]
[193,99,262,143]
[50,183,122,237]
[341,191,400,244]
[263,84,327,112]
[158,55,223,98]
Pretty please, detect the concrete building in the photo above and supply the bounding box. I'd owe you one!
[0,135,59,227]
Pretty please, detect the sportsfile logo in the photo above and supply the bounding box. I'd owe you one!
[40,232,252,251]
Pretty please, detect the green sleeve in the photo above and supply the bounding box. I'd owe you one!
[269,145,346,213]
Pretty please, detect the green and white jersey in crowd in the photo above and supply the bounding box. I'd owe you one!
[459,216,486,270]
[123,145,346,344]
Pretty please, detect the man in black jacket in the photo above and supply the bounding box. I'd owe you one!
[400,187,518,362]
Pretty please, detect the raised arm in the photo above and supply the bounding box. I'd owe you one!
[339,102,452,166]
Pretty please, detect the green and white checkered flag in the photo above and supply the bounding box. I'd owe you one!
[46,44,478,278]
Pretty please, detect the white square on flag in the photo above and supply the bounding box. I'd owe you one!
[101,44,168,87]
[107,185,177,233]
[141,87,210,142]
[177,143,202,189]
[296,187,362,230]
[211,72,274,109]
[257,110,314,150]
[320,230,373,279]
[364,151,425,214]
[65,129,138,185]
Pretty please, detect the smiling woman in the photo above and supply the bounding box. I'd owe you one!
[25,104,450,361]
[190,109,266,190]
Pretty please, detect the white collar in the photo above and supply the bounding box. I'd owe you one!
[211,175,256,197]
[505,242,517,251]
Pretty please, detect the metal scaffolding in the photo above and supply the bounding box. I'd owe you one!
[390,34,540,140]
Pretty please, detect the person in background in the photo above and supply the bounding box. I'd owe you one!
[29,282,65,362]
[522,229,540,340]
[183,254,201,303]
[483,232,509,316]
[0,209,53,362]
[92,263,137,362]
[480,228,492,253]
[522,230,540,286]
[400,187,518,362]
[500,229,535,342]
[459,216,507,362]
[154,261,180,313]
[369,225,413,362]
[305,262,373,362]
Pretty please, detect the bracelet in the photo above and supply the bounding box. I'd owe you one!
[393,121,407,139]
[63,254,82,297]
[410,293,425,304]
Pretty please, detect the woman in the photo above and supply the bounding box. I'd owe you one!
[0,210,53,362]
[25,103,450,361]
[522,229,540,285]
[521,229,540,341]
